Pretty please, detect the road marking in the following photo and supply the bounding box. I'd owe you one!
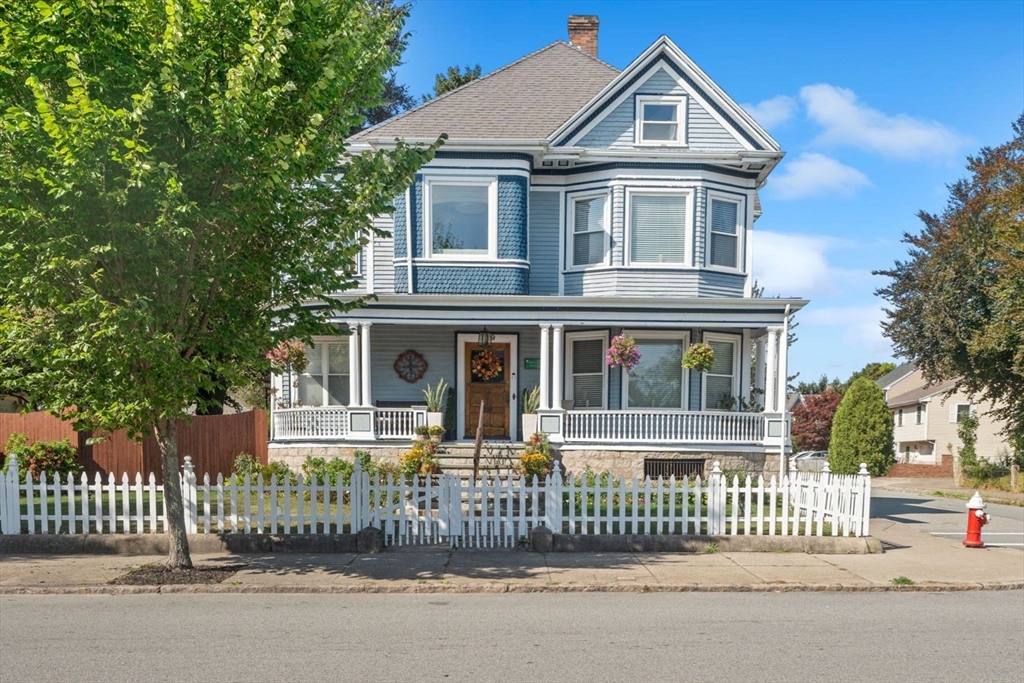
[985,543,1024,547]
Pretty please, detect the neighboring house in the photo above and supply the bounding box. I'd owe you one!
[269,16,806,476]
[878,364,1009,464]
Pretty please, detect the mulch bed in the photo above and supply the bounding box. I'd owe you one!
[110,564,245,586]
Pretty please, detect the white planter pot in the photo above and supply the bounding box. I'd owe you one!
[427,412,443,428]
[522,413,538,439]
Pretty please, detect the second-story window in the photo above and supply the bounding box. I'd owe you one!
[628,190,689,265]
[425,179,497,259]
[570,194,608,268]
[707,195,742,270]
[916,404,924,425]
[897,409,903,427]
[635,95,687,145]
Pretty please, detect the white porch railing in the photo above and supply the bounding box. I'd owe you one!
[272,406,421,440]
[273,407,350,440]
[563,410,765,444]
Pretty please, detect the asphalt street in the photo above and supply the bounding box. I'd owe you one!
[2,592,1022,683]
[871,489,1024,550]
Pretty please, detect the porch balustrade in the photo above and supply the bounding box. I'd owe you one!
[272,406,421,440]
[562,410,765,444]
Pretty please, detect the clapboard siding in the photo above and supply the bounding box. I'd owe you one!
[577,68,744,151]
[528,191,559,295]
[563,271,619,296]
[611,185,625,266]
[372,236,395,295]
[698,270,746,297]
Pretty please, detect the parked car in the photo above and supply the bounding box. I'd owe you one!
[793,451,828,472]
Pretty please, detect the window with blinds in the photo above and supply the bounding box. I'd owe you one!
[570,337,605,409]
[709,198,740,268]
[704,337,737,410]
[572,195,607,267]
[630,193,687,264]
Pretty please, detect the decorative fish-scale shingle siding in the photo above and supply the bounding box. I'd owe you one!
[497,176,528,260]
[411,265,529,295]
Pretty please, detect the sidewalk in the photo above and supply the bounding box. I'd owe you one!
[874,477,1024,506]
[2,519,1022,594]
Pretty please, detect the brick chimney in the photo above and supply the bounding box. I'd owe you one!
[568,15,599,58]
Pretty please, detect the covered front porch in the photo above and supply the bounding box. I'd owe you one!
[269,296,803,466]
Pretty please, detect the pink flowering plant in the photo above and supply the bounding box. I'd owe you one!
[266,339,308,373]
[682,342,715,373]
[606,334,641,371]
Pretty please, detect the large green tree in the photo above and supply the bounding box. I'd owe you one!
[828,378,895,476]
[0,0,439,567]
[422,64,481,102]
[876,116,1024,448]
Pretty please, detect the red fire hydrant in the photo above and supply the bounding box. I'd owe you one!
[963,491,992,548]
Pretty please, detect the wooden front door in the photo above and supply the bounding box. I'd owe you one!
[464,342,511,440]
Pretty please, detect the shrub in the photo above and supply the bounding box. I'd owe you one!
[828,378,895,476]
[399,440,440,477]
[301,456,353,487]
[3,432,82,481]
[515,433,553,479]
[231,455,295,485]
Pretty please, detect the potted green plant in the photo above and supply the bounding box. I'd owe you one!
[423,378,448,428]
[521,386,540,438]
[427,424,445,443]
[414,425,431,441]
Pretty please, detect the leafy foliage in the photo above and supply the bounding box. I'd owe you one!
[828,378,895,475]
[399,440,440,477]
[422,64,481,101]
[515,433,553,479]
[2,432,82,481]
[791,388,843,451]
[521,386,540,415]
[422,378,448,412]
[0,0,440,567]
[876,116,1024,448]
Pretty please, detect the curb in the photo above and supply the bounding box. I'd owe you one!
[1,581,1021,596]
[877,486,1024,508]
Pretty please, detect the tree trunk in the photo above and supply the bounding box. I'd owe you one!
[155,419,193,569]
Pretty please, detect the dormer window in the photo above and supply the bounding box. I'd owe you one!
[635,95,687,146]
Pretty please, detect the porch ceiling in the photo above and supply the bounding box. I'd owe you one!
[317,295,806,328]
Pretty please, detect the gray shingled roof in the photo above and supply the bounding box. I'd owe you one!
[887,378,958,408]
[875,362,916,390]
[350,42,619,142]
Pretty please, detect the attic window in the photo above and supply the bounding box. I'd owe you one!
[636,95,686,146]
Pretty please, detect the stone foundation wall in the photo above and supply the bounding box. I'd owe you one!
[269,446,403,471]
[557,450,783,478]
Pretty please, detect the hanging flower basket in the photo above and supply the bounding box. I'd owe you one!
[471,349,503,381]
[682,342,715,373]
[266,339,308,374]
[606,335,641,371]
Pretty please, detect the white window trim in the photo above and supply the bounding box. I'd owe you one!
[624,187,695,269]
[915,404,924,425]
[705,190,745,273]
[701,332,742,411]
[950,403,975,423]
[634,94,688,147]
[896,408,903,427]
[297,337,350,407]
[565,330,609,410]
[620,329,691,410]
[566,190,611,271]
[423,176,499,261]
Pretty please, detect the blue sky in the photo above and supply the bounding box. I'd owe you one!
[395,0,1024,384]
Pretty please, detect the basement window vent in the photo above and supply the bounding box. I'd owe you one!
[644,458,704,480]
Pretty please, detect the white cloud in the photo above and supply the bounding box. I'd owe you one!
[767,152,871,200]
[801,305,893,357]
[753,231,832,296]
[800,84,967,160]
[741,95,797,129]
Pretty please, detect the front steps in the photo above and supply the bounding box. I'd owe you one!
[435,442,524,477]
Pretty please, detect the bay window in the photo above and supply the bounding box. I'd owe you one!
[424,179,497,259]
[570,193,608,268]
[628,190,690,265]
[707,193,742,270]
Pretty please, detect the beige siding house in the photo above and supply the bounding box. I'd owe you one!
[878,364,1009,464]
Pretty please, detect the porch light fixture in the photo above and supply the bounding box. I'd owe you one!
[477,328,494,347]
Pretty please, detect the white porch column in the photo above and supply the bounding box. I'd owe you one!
[777,325,789,417]
[348,324,360,407]
[764,327,779,413]
[360,322,372,407]
[539,324,551,411]
[740,329,752,406]
[551,324,564,410]
[753,336,766,406]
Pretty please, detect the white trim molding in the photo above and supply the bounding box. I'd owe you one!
[704,189,746,274]
[634,94,688,147]
[701,332,742,411]
[423,176,499,261]
[624,186,696,268]
[564,330,610,410]
[566,189,612,271]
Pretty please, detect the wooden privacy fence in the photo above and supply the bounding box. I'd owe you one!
[1,457,873,541]
[0,410,267,483]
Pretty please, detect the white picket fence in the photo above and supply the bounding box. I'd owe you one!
[0,456,872,542]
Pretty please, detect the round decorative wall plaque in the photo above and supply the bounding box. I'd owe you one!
[394,350,428,383]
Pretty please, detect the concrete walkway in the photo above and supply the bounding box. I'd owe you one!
[2,517,1021,593]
